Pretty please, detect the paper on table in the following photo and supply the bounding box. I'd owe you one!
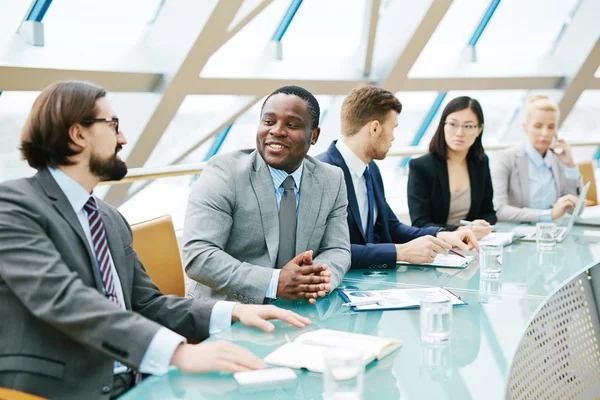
[340,287,466,311]
[397,254,474,268]
[478,232,516,246]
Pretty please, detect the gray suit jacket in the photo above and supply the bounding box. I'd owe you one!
[0,169,216,400]
[491,144,582,222]
[183,150,351,304]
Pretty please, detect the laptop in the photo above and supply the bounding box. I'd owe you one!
[516,181,590,242]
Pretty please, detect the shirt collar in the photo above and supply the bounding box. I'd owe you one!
[267,162,304,191]
[525,140,553,169]
[48,167,94,214]
[336,139,369,178]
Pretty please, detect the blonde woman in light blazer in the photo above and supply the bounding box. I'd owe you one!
[491,95,582,222]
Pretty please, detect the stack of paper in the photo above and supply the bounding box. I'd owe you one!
[479,232,517,246]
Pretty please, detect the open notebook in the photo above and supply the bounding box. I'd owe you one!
[397,253,474,268]
[264,329,401,373]
[339,287,467,311]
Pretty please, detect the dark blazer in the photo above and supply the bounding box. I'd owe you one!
[408,153,497,231]
[316,141,439,270]
[0,169,216,400]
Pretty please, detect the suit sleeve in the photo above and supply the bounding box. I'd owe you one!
[491,152,542,222]
[312,168,351,288]
[182,160,273,304]
[478,157,497,224]
[0,187,165,370]
[112,211,217,344]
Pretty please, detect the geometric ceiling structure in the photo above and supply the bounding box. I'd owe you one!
[1,0,599,208]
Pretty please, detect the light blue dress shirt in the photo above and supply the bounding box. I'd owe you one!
[264,164,303,299]
[525,141,580,222]
[49,168,235,376]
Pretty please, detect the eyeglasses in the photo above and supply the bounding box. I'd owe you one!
[82,117,119,134]
[444,121,480,133]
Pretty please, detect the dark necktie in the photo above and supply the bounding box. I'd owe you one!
[84,197,121,305]
[364,166,375,243]
[84,197,142,384]
[276,176,297,269]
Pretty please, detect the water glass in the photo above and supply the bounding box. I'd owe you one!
[420,298,452,343]
[479,244,503,278]
[420,340,452,381]
[536,222,557,251]
[323,348,364,400]
[478,276,502,304]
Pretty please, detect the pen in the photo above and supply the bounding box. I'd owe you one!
[459,220,486,227]
[342,299,380,307]
[448,249,466,258]
[443,287,462,301]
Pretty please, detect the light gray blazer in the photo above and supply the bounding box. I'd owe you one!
[491,144,582,222]
[183,149,351,304]
[0,169,215,400]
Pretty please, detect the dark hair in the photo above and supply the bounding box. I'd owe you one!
[429,96,485,162]
[20,80,106,169]
[260,85,320,129]
[341,86,402,136]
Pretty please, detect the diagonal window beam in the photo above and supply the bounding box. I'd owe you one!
[103,0,274,206]
[401,0,500,166]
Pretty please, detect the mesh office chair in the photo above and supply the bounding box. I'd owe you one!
[130,215,186,297]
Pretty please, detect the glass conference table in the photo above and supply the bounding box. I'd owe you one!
[122,223,600,400]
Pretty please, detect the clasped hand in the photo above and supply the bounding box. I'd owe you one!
[277,250,332,304]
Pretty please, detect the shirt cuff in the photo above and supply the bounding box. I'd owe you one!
[539,209,553,222]
[564,165,581,180]
[266,269,281,299]
[209,300,236,335]
[139,327,186,376]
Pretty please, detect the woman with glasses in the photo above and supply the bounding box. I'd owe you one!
[407,96,496,239]
[491,95,582,222]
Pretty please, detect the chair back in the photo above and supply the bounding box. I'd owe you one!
[0,388,46,400]
[579,161,598,206]
[131,215,185,297]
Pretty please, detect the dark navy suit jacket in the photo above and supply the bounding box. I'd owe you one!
[316,141,439,270]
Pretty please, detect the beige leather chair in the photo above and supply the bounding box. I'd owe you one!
[0,388,46,400]
[578,161,598,206]
[131,215,185,297]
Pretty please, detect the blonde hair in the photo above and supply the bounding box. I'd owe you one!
[525,94,560,122]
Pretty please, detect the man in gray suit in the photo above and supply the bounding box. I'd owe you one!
[183,86,351,305]
[0,81,311,400]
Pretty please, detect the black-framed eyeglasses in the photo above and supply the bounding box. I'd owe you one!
[82,117,119,134]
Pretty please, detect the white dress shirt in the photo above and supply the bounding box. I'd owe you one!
[525,141,580,222]
[336,140,378,234]
[264,164,304,299]
[49,168,235,376]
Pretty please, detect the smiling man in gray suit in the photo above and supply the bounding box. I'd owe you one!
[183,86,351,305]
[0,81,311,400]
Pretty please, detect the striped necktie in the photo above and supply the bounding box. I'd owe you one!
[84,197,120,305]
[84,197,142,384]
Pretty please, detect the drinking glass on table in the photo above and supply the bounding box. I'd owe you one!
[420,297,452,343]
[323,348,364,400]
[479,244,503,278]
[536,222,557,251]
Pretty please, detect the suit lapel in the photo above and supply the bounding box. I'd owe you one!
[327,141,366,240]
[249,152,279,265]
[100,208,132,309]
[516,146,530,206]
[466,159,478,218]
[296,158,323,253]
[435,158,451,216]
[36,169,104,291]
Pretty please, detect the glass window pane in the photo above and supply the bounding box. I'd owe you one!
[0,91,38,181]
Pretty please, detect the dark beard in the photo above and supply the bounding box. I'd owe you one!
[89,151,128,181]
